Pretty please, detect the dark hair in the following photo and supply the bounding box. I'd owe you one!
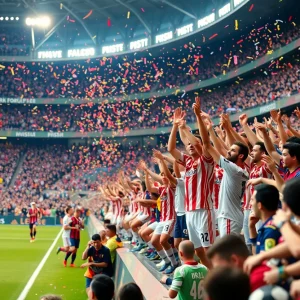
[118,283,143,300]
[65,206,72,213]
[92,234,101,241]
[254,141,267,154]
[104,219,111,225]
[254,184,279,211]
[40,295,62,300]
[75,208,82,213]
[283,143,300,163]
[204,267,250,300]
[106,224,117,234]
[286,136,300,144]
[234,142,249,162]
[141,181,146,192]
[207,235,249,260]
[151,193,159,199]
[283,178,300,216]
[91,274,114,300]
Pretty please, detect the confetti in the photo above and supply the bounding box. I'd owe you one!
[83,10,93,20]
[127,11,130,19]
[209,33,218,40]
[235,20,238,30]
[249,4,254,11]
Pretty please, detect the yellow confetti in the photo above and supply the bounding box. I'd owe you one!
[0,64,5,69]
[60,3,63,9]
[11,68,14,75]
[235,20,238,30]
[127,11,130,19]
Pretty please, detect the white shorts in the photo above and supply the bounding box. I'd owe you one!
[218,217,242,237]
[137,214,151,224]
[186,209,216,248]
[148,221,159,231]
[154,219,175,236]
[62,236,71,247]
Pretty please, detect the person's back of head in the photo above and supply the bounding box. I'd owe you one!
[88,274,114,300]
[118,282,143,300]
[207,235,249,268]
[254,184,280,212]
[283,178,300,217]
[179,240,195,261]
[204,266,250,300]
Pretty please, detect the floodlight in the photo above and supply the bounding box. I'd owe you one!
[5,17,8,21]
[25,16,51,27]
[0,17,3,21]
[16,17,19,21]
[10,17,14,20]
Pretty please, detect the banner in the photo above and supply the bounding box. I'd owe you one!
[0,93,298,138]
[0,216,59,226]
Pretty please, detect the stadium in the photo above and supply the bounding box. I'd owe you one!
[1,0,300,299]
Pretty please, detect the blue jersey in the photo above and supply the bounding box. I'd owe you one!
[250,216,281,254]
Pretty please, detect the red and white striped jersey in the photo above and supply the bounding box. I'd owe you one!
[244,161,273,210]
[158,186,176,221]
[213,165,224,210]
[112,197,123,217]
[180,153,215,211]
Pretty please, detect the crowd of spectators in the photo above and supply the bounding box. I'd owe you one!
[0,57,298,133]
[0,22,298,100]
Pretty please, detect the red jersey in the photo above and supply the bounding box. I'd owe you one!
[244,162,272,210]
[213,165,224,210]
[158,186,175,221]
[180,153,215,211]
[29,208,39,224]
[284,166,300,181]
[70,216,82,240]
[112,197,122,218]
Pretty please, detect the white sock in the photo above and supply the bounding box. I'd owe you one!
[132,232,143,244]
[147,241,153,249]
[158,249,170,264]
[166,248,177,267]
[127,230,133,238]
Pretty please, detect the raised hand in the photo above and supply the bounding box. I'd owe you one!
[239,113,248,126]
[192,96,201,116]
[281,114,291,128]
[263,117,273,129]
[137,160,147,171]
[173,107,186,126]
[294,107,300,119]
[261,155,276,173]
[152,149,164,161]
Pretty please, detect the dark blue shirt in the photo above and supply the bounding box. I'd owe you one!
[250,216,281,254]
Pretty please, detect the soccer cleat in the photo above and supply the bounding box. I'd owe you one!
[56,247,61,254]
[150,253,160,261]
[164,264,178,275]
[70,264,76,268]
[159,263,170,273]
[156,260,165,268]
[145,249,154,257]
[30,239,34,243]
[147,251,156,259]
[138,247,149,254]
[63,260,67,267]
[130,243,146,252]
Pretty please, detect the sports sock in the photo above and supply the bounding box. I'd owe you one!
[157,249,170,264]
[30,232,33,238]
[126,229,133,238]
[33,230,36,237]
[65,251,72,261]
[147,241,154,249]
[166,248,177,267]
[132,232,143,244]
[71,253,77,264]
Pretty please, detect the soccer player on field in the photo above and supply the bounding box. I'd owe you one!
[69,208,85,267]
[56,206,79,267]
[27,202,40,243]
[168,104,215,269]
[195,98,249,237]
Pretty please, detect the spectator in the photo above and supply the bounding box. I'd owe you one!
[88,274,114,300]
[40,295,62,300]
[81,234,113,294]
[249,184,281,254]
[104,224,123,264]
[204,267,251,300]
[118,283,143,300]
[169,240,208,299]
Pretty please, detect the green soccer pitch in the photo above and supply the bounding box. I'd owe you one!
[0,225,90,300]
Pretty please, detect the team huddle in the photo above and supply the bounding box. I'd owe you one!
[100,97,300,279]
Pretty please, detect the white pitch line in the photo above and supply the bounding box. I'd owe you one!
[17,228,63,300]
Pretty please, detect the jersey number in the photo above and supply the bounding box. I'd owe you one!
[200,233,209,243]
[190,280,204,299]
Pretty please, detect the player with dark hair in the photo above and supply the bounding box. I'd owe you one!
[118,283,143,300]
[27,202,40,243]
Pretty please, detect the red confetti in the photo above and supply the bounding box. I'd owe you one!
[249,4,254,11]
[83,10,93,20]
[141,8,145,12]
[237,39,243,44]
[288,16,293,22]
[107,18,111,27]
[209,33,218,40]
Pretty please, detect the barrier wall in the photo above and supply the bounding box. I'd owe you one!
[0,215,59,226]
[87,215,169,300]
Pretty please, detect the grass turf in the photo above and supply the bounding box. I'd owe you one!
[0,225,90,300]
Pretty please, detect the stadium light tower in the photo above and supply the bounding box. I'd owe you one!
[25,16,51,49]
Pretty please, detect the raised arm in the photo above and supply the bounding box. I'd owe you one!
[168,108,185,161]
[255,124,281,165]
[271,110,288,145]
[138,160,163,184]
[194,97,220,163]
[153,149,177,186]
[283,115,300,138]
[239,114,259,146]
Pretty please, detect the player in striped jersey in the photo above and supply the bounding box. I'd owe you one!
[27,202,40,243]
[168,105,215,269]
[143,156,178,275]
